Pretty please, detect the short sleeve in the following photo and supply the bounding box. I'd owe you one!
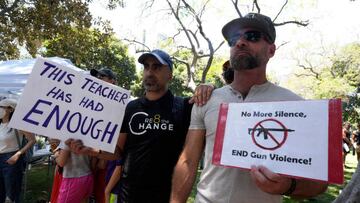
[189,104,206,130]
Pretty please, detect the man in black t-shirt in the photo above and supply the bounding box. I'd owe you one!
[66,50,213,203]
[117,49,209,203]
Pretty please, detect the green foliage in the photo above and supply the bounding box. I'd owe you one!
[343,92,360,124]
[204,57,227,88]
[130,71,145,98]
[330,43,360,87]
[0,0,93,59]
[287,42,360,122]
[313,70,356,99]
[170,63,193,97]
[0,0,126,60]
[331,43,360,123]
[43,26,137,89]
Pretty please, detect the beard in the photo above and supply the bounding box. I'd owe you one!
[143,75,160,92]
[230,53,259,71]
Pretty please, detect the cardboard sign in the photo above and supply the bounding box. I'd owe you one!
[9,58,130,153]
[213,100,343,184]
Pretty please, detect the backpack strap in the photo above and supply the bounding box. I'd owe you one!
[172,96,185,125]
[14,129,22,149]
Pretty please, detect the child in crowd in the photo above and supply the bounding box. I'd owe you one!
[55,141,94,203]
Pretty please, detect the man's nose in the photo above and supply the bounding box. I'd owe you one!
[234,36,248,47]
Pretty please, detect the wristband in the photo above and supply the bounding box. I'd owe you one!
[282,178,297,196]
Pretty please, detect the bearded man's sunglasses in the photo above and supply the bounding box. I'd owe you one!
[228,30,265,47]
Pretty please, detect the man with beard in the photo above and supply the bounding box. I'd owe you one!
[115,49,214,203]
[66,50,213,202]
[170,13,328,203]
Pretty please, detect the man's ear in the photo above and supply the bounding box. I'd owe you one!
[269,44,276,58]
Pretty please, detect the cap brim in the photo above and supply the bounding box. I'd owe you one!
[222,18,269,41]
[138,53,167,65]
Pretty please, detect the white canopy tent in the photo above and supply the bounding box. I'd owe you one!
[0,57,82,98]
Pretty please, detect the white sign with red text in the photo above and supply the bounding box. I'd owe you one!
[213,100,343,184]
[9,58,130,153]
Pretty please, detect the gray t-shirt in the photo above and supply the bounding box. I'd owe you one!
[190,82,302,203]
[58,141,92,178]
[333,161,360,203]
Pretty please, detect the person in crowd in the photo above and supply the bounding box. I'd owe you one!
[49,139,62,203]
[53,68,117,203]
[104,159,123,203]
[66,49,214,203]
[170,13,328,203]
[352,123,360,161]
[0,98,35,203]
[222,60,234,84]
[55,139,93,203]
[114,49,215,203]
[342,122,352,167]
[89,68,118,203]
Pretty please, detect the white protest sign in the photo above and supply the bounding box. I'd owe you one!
[9,58,130,153]
[213,100,343,184]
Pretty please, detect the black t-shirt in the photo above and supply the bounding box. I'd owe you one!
[119,91,192,203]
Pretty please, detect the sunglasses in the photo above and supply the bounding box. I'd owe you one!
[228,30,264,47]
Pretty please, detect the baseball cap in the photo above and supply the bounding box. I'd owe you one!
[138,49,173,71]
[222,13,276,44]
[90,68,117,80]
[0,98,17,109]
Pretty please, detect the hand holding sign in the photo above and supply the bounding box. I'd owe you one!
[250,165,293,195]
[213,100,343,184]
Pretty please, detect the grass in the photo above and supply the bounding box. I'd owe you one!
[23,161,55,203]
[24,154,358,203]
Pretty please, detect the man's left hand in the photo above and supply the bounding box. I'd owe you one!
[250,165,292,195]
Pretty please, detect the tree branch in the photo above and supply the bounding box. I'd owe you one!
[166,0,197,54]
[214,41,225,53]
[273,0,288,22]
[172,56,192,87]
[122,38,151,51]
[276,41,289,50]
[296,59,320,80]
[182,0,215,82]
[252,0,261,13]
[274,20,309,27]
[230,0,243,17]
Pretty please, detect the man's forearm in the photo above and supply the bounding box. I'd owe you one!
[289,179,328,199]
[170,158,199,203]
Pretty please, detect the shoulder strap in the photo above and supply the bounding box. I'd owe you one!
[14,129,22,149]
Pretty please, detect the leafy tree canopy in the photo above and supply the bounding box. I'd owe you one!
[43,26,137,89]
[286,42,360,123]
[0,0,125,60]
